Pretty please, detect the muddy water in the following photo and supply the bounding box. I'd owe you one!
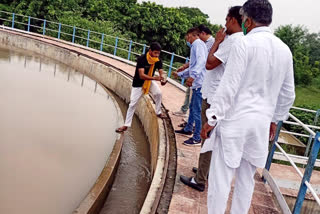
[100,93,152,214]
[0,47,119,214]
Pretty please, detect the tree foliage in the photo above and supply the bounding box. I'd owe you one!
[275,25,320,87]
[0,0,220,56]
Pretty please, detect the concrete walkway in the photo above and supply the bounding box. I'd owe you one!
[2,29,298,214]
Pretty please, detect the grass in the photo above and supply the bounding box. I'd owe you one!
[294,86,320,109]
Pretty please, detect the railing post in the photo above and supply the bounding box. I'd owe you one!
[142,44,147,54]
[42,20,47,35]
[100,33,104,51]
[127,40,133,60]
[72,26,76,43]
[181,57,189,85]
[305,135,314,157]
[43,19,46,35]
[168,52,175,78]
[263,121,283,182]
[27,16,30,32]
[114,37,118,56]
[11,13,15,28]
[86,30,90,47]
[58,23,61,39]
[293,132,320,214]
[304,109,320,157]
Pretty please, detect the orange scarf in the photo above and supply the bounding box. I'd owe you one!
[142,52,159,94]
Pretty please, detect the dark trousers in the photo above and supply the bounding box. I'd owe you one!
[194,99,212,185]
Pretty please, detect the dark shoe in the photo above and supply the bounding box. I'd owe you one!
[178,122,187,128]
[180,175,205,192]
[183,138,201,146]
[175,129,192,135]
[192,167,198,174]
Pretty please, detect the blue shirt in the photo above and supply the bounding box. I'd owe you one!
[178,38,208,89]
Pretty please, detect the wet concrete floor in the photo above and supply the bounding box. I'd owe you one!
[0,47,119,214]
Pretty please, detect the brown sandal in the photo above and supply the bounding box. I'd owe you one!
[115,126,128,133]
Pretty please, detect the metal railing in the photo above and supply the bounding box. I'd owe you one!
[0,10,189,85]
[283,107,320,156]
[264,108,320,213]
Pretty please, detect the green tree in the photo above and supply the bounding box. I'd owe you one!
[275,25,320,86]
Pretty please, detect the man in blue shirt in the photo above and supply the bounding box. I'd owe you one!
[174,27,208,145]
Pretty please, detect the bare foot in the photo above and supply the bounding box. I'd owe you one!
[115,126,128,133]
[157,113,167,119]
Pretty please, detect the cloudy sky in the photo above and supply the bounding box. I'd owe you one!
[138,0,318,33]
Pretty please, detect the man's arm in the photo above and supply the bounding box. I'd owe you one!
[206,28,226,70]
[271,56,295,123]
[139,68,161,81]
[189,43,207,80]
[175,68,190,79]
[202,41,247,137]
[158,69,164,79]
[176,62,190,72]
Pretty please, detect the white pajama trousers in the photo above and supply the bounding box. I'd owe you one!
[124,81,162,127]
[208,137,257,214]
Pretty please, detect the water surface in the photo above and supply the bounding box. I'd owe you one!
[0,47,119,214]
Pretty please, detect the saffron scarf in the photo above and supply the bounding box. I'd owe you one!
[142,52,159,94]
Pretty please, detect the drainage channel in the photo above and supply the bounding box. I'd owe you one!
[100,93,152,213]
[99,91,177,214]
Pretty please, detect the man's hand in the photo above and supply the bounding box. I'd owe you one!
[177,63,189,72]
[215,28,226,44]
[176,66,185,72]
[269,122,277,141]
[201,122,215,139]
[153,76,162,81]
[172,71,179,79]
[186,77,194,87]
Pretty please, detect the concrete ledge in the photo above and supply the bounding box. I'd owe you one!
[73,83,124,214]
[0,28,168,213]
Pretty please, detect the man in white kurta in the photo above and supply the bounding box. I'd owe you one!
[201,0,296,213]
[180,7,244,192]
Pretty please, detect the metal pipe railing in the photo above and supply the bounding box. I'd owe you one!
[291,106,318,113]
[275,142,304,178]
[280,130,314,139]
[283,120,320,130]
[289,113,316,136]
[264,118,320,214]
[0,10,187,84]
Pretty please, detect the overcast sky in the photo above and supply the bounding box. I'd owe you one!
[138,0,318,33]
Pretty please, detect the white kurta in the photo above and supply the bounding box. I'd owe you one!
[201,32,244,152]
[203,27,295,168]
[205,26,295,214]
[201,32,244,106]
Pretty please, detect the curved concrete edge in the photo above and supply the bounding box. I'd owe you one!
[0,28,169,213]
[140,119,170,214]
[73,135,124,214]
[72,83,124,214]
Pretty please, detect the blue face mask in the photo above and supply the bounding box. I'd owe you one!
[186,41,192,48]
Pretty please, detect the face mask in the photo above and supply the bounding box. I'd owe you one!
[186,41,192,48]
[241,19,248,35]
